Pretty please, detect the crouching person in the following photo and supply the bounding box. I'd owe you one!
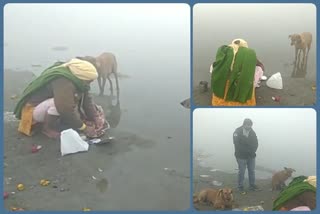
[273,176,316,211]
[14,58,105,139]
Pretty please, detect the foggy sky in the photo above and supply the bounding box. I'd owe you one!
[193,3,317,85]
[3,3,191,140]
[4,3,190,85]
[193,108,317,177]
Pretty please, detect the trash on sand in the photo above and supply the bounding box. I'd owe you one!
[312,86,316,91]
[82,208,91,211]
[272,96,281,102]
[5,177,12,185]
[164,168,176,172]
[31,144,42,153]
[16,184,25,191]
[40,179,50,186]
[163,168,177,175]
[11,207,25,211]
[60,129,89,156]
[88,137,114,145]
[243,205,264,211]
[261,76,268,81]
[212,180,223,186]
[3,192,9,199]
[4,112,18,122]
[260,201,265,204]
[11,192,16,195]
[210,169,220,172]
[98,168,103,172]
[266,72,283,89]
[199,175,210,178]
[10,94,18,99]
[92,176,97,180]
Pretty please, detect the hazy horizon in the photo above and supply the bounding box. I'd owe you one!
[193,108,317,178]
[193,3,317,86]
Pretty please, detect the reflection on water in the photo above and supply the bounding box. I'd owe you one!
[291,54,309,78]
[96,178,109,193]
[102,92,122,129]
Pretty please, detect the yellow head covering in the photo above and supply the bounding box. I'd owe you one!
[228,38,249,70]
[304,176,316,188]
[60,58,98,81]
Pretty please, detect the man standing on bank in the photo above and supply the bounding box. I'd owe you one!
[233,118,261,194]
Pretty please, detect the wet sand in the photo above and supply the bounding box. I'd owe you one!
[193,64,316,106]
[3,70,190,211]
[193,163,281,211]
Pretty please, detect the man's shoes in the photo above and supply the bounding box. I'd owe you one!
[249,185,262,191]
[238,187,247,195]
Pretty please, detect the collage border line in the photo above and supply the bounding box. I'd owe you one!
[1,0,319,213]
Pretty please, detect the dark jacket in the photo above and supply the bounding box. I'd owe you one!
[233,126,258,159]
[27,77,96,129]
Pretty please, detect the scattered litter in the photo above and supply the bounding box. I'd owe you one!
[31,144,42,153]
[10,94,18,99]
[209,169,219,172]
[52,179,59,184]
[260,201,265,204]
[82,208,91,211]
[212,180,223,186]
[266,72,283,89]
[261,76,268,81]
[40,179,50,186]
[5,177,12,185]
[52,185,58,189]
[60,187,69,192]
[16,184,25,191]
[3,192,9,199]
[167,136,172,139]
[60,129,89,156]
[164,168,176,172]
[271,96,281,102]
[98,168,103,172]
[163,168,177,175]
[243,205,264,211]
[88,137,114,145]
[92,176,97,180]
[4,112,18,122]
[11,192,16,195]
[200,175,210,178]
[11,207,25,211]
[312,86,316,91]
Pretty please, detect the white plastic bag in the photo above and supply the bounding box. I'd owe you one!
[60,129,89,156]
[266,72,283,89]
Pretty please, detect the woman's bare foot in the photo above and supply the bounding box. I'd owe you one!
[42,128,60,139]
